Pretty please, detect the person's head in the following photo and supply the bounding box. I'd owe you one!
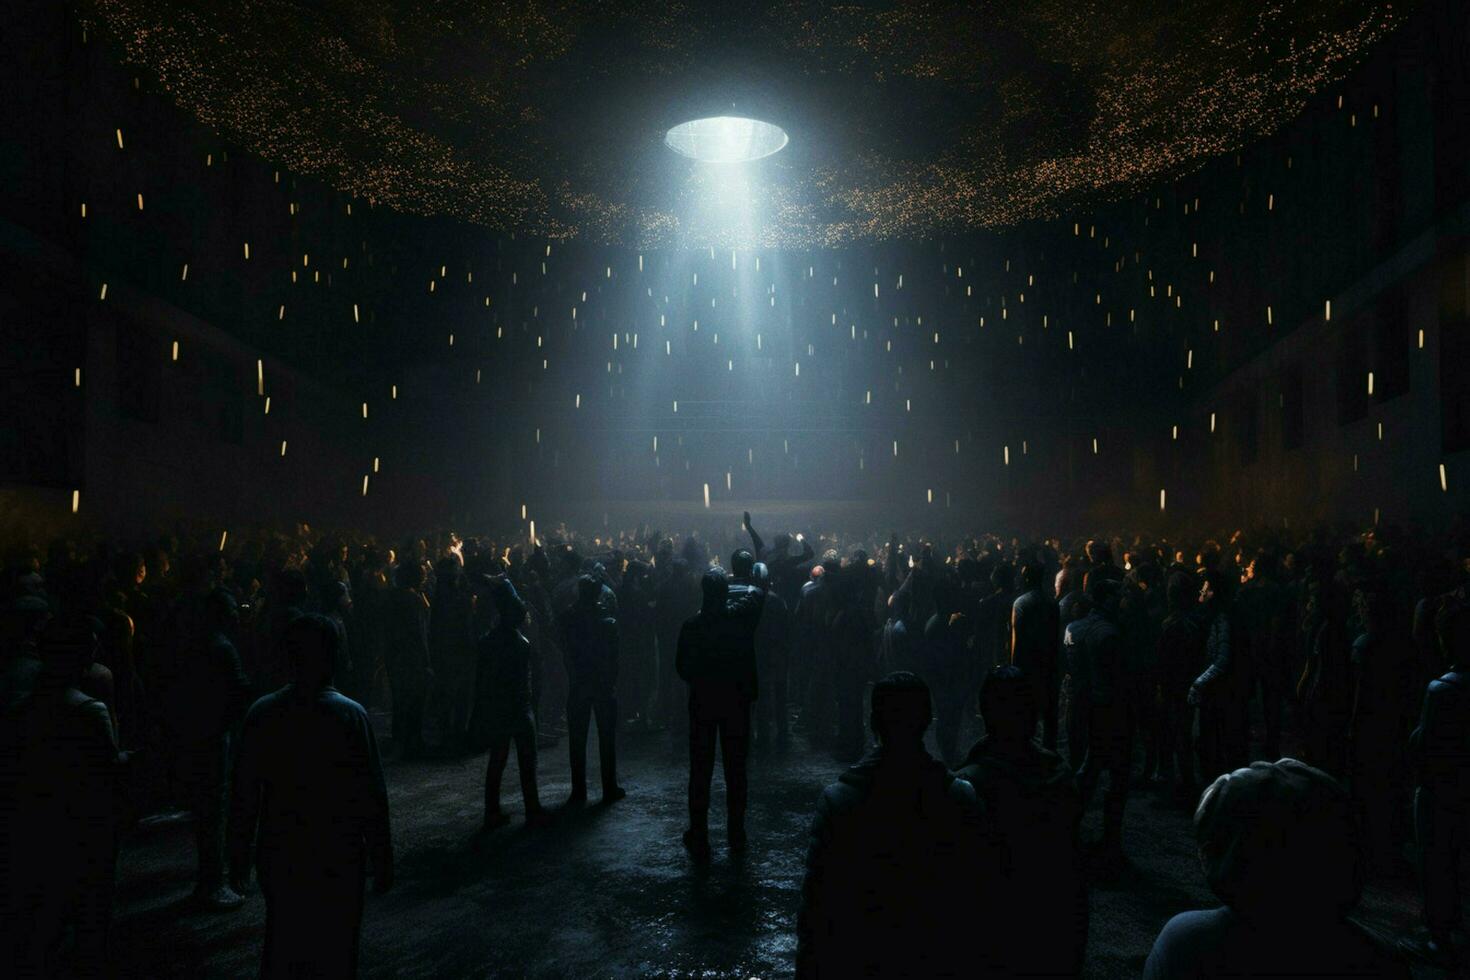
[731,549,755,579]
[700,567,729,614]
[3,595,51,651]
[492,579,527,629]
[979,665,1035,742]
[1085,539,1112,567]
[751,562,770,588]
[204,587,239,634]
[395,560,424,591]
[990,563,1014,594]
[281,613,340,690]
[1195,759,1360,919]
[1084,574,1120,616]
[1019,564,1044,592]
[869,671,932,749]
[1166,572,1195,613]
[37,613,100,684]
[1438,601,1470,670]
[575,574,601,608]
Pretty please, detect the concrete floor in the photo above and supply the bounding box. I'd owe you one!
[114,715,1438,978]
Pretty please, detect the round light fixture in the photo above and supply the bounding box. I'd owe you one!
[665,116,788,163]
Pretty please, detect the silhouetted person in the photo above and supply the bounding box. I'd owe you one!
[430,557,476,750]
[1189,568,1239,782]
[1144,759,1407,979]
[1158,573,1206,805]
[677,567,761,860]
[1348,588,1415,875]
[471,580,548,830]
[1401,601,1470,966]
[1011,563,1061,751]
[383,562,432,759]
[796,671,981,978]
[0,614,122,978]
[750,562,791,752]
[1071,576,1131,867]
[655,558,699,734]
[958,665,1086,977]
[559,575,623,806]
[173,588,251,909]
[229,613,392,979]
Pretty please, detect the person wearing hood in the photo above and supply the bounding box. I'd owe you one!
[1143,758,1406,978]
[471,580,549,831]
[795,671,982,978]
[676,567,761,860]
[957,665,1086,977]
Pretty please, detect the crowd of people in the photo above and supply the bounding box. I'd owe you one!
[1,510,1468,976]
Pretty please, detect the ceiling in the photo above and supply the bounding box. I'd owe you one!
[86,0,1406,248]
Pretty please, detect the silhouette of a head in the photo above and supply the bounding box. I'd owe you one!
[979,665,1035,740]
[37,613,100,682]
[282,613,340,690]
[701,567,729,613]
[576,574,600,608]
[1195,758,1360,917]
[870,671,932,747]
[492,579,527,629]
[731,549,755,579]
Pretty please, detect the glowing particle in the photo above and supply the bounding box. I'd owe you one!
[71,490,79,514]
[703,483,710,509]
[280,441,287,457]
[171,340,178,361]
[1159,489,1167,512]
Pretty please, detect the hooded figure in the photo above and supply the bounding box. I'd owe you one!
[1143,759,1406,979]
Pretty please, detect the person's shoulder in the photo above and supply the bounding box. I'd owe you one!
[1146,907,1232,978]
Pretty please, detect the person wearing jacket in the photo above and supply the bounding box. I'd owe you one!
[957,665,1086,977]
[228,614,393,979]
[677,567,761,859]
[796,671,982,978]
[558,575,624,807]
[1400,601,1470,966]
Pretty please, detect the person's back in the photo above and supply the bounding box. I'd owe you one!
[957,666,1085,976]
[797,672,980,978]
[1144,758,1406,980]
[0,615,120,974]
[229,614,391,978]
[1146,906,1404,979]
[231,684,389,873]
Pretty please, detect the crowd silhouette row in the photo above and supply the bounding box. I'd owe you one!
[2,513,1469,977]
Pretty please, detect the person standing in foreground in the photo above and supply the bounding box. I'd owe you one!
[229,614,393,979]
[559,575,625,807]
[1143,758,1406,979]
[677,566,761,860]
[472,579,549,831]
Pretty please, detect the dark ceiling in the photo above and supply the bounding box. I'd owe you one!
[85,0,1405,247]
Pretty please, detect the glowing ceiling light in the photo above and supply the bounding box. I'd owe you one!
[665,116,788,163]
